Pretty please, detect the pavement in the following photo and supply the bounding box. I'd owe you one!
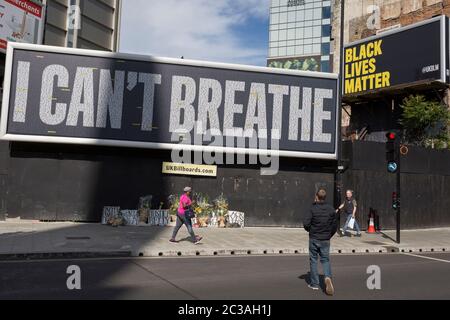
[1,253,450,299]
[1,220,450,259]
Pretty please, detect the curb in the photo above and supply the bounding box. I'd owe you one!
[134,246,450,258]
[0,251,132,261]
[1,247,448,261]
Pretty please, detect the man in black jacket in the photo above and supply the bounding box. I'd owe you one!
[303,188,338,295]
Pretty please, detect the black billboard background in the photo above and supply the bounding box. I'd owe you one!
[5,48,338,155]
[344,17,444,95]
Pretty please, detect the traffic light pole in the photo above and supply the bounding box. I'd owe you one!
[386,131,401,244]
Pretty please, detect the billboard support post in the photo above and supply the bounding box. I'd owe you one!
[396,135,401,244]
[335,0,345,223]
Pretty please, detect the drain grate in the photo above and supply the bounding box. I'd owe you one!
[384,246,399,252]
[66,236,90,240]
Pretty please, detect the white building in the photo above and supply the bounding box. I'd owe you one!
[268,0,333,72]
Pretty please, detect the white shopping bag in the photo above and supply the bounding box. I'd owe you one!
[348,217,355,230]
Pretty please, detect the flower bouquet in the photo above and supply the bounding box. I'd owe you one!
[167,194,180,223]
[192,192,213,228]
[213,194,229,228]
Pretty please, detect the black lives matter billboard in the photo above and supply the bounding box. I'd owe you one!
[344,15,447,96]
[0,43,339,159]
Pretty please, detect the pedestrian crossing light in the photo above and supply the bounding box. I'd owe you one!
[392,192,400,210]
[386,131,398,173]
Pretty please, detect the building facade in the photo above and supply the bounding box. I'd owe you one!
[0,0,121,97]
[44,0,121,52]
[268,0,333,72]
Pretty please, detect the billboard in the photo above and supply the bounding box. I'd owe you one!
[344,16,446,96]
[268,56,321,72]
[1,43,339,160]
[0,0,45,52]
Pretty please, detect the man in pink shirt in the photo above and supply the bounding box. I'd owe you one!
[170,186,203,244]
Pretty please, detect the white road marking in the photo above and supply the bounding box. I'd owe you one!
[402,253,450,264]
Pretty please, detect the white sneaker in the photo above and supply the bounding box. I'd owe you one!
[325,277,335,296]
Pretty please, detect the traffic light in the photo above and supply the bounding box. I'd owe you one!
[392,192,400,210]
[386,131,398,173]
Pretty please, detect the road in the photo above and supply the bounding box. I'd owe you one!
[0,252,449,299]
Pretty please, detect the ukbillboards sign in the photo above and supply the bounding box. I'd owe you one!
[0,0,45,52]
[344,15,446,96]
[1,43,340,160]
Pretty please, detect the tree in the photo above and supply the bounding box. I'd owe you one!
[399,95,450,149]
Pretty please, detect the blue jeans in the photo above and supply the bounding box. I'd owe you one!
[342,214,361,234]
[171,214,196,241]
[309,239,332,287]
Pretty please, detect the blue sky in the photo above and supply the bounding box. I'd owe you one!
[119,0,270,66]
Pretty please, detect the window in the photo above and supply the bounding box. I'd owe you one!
[304,27,313,38]
[304,45,312,55]
[322,25,331,37]
[321,61,330,73]
[313,44,321,54]
[279,29,287,41]
[295,46,304,55]
[305,9,313,20]
[313,8,321,19]
[288,11,296,22]
[287,46,295,56]
[288,29,296,40]
[321,43,330,55]
[270,30,279,41]
[322,6,331,19]
[313,26,321,37]
[272,13,280,24]
[270,48,279,57]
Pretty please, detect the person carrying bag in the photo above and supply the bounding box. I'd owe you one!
[169,187,203,244]
[337,190,362,237]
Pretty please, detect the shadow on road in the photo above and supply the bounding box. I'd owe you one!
[298,273,327,294]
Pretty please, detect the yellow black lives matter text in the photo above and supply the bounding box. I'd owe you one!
[345,40,391,94]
